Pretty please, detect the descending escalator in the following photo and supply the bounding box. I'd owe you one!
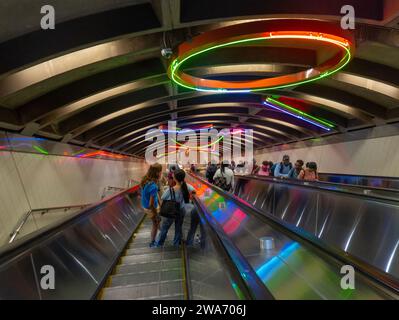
[98,213,267,300]
[0,186,254,300]
[99,217,185,300]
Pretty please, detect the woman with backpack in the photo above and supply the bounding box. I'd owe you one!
[140,163,163,247]
[156,169,196,247]
[213,160,235,192]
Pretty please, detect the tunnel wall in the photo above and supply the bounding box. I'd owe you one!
[255,134,399,177]
[0,150,147,246]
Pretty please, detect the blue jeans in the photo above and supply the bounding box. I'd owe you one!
[157,211,185,246]
[186,208,205,248]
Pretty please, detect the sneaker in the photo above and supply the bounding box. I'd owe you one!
[149,240,156,248]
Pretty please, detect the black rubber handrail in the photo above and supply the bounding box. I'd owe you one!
[190,173,399,297]
[193,196,275,300]
[319,172,399,181]
[237,175,399,203]
[254,174,399,193]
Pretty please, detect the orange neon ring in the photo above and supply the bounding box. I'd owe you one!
[168,20,355,93]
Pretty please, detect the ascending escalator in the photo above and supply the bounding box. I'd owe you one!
[188,173,399,300]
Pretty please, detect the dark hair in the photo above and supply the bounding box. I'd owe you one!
[171,165,176,171]
[296,160,304,166]
[307,162,317,171]
[174,169,190,203]
[140,163,162,187]
[221,162,229,173]
[262,160,269,166]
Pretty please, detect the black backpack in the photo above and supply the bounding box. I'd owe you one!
[214,171,231,191]
[160,187,180,219]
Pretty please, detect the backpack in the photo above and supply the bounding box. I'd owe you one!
[160,187,180,219]
[214,171,231,191]
[269,163,278,176]
[279,162,292,174]
[206,165,217,182]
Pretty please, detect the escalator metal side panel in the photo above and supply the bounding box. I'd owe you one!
[234,176,399,281]
[0,191,144,300]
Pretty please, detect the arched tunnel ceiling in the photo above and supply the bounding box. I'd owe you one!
[0,0,398,157]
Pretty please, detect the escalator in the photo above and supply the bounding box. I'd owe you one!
[99,215,270,300]
[0,185,264,300]
[1,176,397,300]
[99,217,185,300]
[232,174,399,282]
[188,173,399,300]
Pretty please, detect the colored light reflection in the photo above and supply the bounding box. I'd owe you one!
[256,242,300,282]
[192,182,247,234]
[264,97,334,131]
[222,208,247,235]
[76,150,127,159]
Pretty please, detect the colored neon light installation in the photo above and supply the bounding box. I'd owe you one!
[172,136,224,149]
[264,97,335,131]
[168,20,355,93]
[32,145,49,155]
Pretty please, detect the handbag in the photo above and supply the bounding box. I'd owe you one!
[160,187,180,219]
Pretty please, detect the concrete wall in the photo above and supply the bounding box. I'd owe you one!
[255,134,399,177]
[0,150,147,246]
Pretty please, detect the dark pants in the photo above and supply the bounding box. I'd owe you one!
[157,211,185,246]
[186,208,205,248]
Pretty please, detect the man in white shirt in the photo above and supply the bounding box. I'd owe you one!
[213,160,235,191]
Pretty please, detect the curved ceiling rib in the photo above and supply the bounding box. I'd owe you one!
[0,1,398,157]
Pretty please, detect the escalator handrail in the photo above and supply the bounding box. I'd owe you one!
[181,242,193,300]
[319,172,399,181]
[273,174,399,193]
[0,185,140,262]
[191,173,399,295]
[237,174,399,202]
[193,196,275,300]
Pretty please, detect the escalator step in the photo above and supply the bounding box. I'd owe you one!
[125,246,177,256]
[121,251,181,265]
[109,269,182,287]
[101,279,184,300]
[116,259,181,274]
